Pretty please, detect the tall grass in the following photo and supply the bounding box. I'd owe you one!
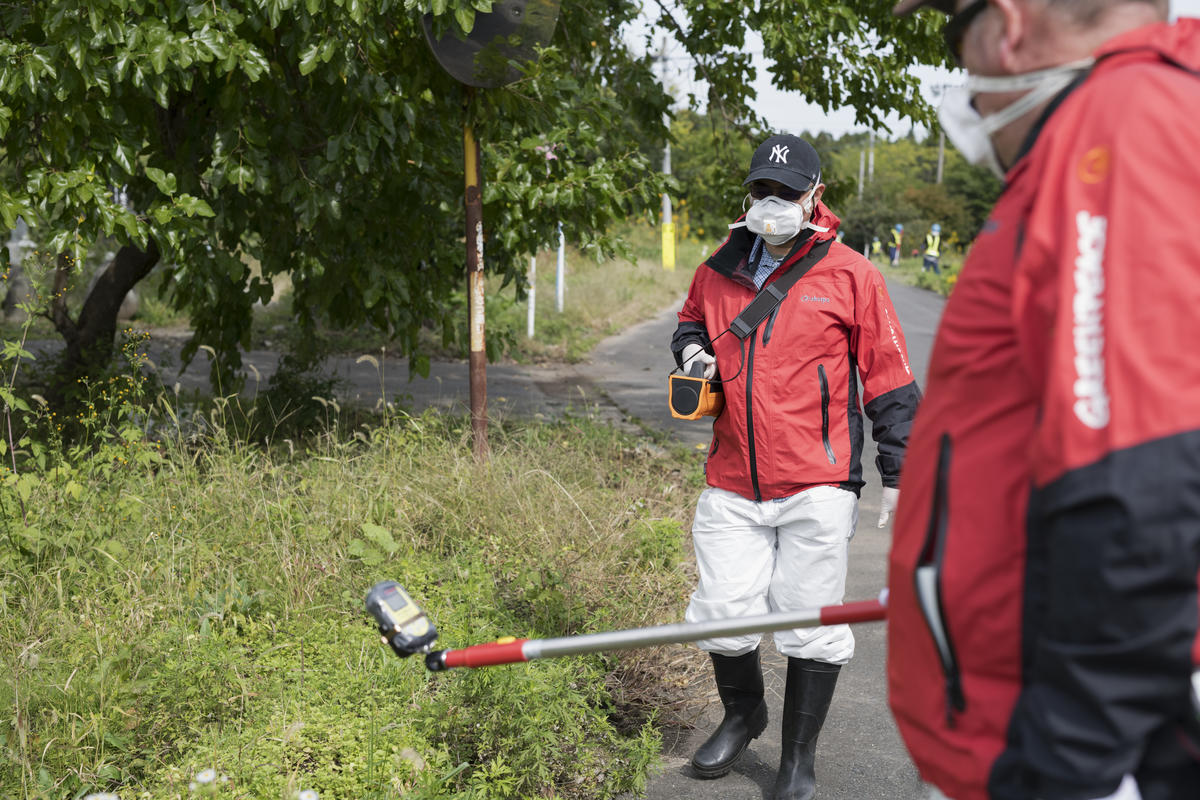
[1,399,706,799]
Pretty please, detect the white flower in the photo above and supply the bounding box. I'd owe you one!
[194,768,217,784]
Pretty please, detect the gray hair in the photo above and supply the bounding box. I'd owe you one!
[1041,0,1168,25]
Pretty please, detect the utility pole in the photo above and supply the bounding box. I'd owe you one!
[937,130,945,184]
[868,130,876,185]
[931,84,949,185]
[659,38,675,271]
[857,147,865,201]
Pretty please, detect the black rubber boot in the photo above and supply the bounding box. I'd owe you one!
[691,649,769,778]
[772,657,841,800]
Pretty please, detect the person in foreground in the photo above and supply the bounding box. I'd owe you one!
[886,1,1200,799]
[671,133,920,799]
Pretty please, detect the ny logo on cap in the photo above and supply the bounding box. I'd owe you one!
[770,145,789,164]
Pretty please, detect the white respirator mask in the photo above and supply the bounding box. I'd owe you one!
[730,179,829,246]
[938,58,1093,178]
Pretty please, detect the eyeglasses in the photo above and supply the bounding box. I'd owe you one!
[748,181,809,202]
[943,0,988,65]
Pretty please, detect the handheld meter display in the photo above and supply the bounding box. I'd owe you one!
[364,580,438,657]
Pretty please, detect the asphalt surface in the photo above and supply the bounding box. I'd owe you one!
[143,266,945,800]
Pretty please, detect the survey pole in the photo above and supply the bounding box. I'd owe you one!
[464,92,488,459]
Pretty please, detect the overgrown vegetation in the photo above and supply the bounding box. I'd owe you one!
[1,0,952,393]
[876,253,963,297]
[241,223,702,367]
[439,223,707,364]
[0,312,707,799]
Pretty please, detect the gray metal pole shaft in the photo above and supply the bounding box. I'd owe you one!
[523,594,886,660]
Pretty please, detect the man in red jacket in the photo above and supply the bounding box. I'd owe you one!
[887,1,1200,799]
[670,134,920,799]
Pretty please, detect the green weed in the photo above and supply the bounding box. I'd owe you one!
[880,255,964,297]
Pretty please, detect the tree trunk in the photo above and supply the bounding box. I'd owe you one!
[52,240,160,391]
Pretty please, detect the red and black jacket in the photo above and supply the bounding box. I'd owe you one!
[887,19,1200,800]
[671,202,920,502]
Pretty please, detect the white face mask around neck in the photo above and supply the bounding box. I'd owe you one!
[938,58,1094,177]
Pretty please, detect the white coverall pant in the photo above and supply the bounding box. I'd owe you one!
[684,484,858,664]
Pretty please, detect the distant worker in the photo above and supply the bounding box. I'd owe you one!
[836,229,846,244]
[871,236,883,260]
[889,223,903,266]
[922,223,941,274]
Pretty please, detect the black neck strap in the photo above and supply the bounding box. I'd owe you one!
[729,239,833,340]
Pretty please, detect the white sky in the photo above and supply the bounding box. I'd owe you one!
[630,0,1200,139]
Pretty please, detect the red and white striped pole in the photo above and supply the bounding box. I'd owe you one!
[425,591,888,671]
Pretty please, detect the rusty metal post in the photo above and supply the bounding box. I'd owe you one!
[464,91,488,458]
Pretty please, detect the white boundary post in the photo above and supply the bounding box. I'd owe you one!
[527,254,536,338]
[555,222,565,313]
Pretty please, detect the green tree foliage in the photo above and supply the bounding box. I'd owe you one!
[649,0,953,248]
[669,119,1001,258]
[827,133,1002,253]
[666,109,755,238]
[0,0,669,389]
[1,0,953,387]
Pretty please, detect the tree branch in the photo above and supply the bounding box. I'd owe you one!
[49,252,75,339]
[649,0,736,127]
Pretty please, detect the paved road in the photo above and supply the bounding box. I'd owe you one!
[143,269,945,800]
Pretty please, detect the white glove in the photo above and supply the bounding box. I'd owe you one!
[681,343,717,380]
[877,486,899,528]
[1084,775,1142,800]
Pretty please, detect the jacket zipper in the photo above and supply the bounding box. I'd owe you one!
[817,365,837,465]
[763,305,780,345]
[914,433,966,726]
[745,334,761,501]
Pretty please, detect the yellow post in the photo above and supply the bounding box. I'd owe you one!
[662,221,676,271]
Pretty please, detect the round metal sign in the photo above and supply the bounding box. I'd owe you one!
[421,0,561,89]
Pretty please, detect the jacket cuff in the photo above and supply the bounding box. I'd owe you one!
[671,321,711,367]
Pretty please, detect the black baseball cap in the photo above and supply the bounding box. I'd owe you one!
[743,134,821,193]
